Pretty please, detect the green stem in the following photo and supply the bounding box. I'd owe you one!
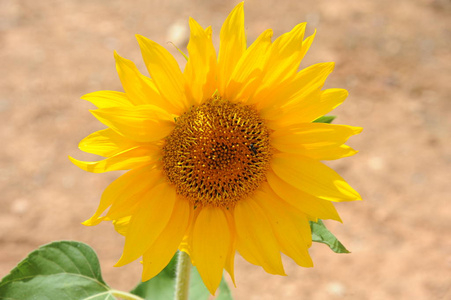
[174,251,192,300]
[110,289,145,300]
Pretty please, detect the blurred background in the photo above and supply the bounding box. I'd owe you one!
[1,0,450,299]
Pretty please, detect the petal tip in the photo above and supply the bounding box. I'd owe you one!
[114,254,133,268]
[69,156,87,171]
[354,126,363,134]
[80,93,92,101]
[329,61,336,70]
[135,34,153,47]
[135,34,151,48]
[81,218,102,226]
[141,272,151,282]
[227,1,245,22]
[68,155,83,168]
[135,33,145,42]
[88,109,100,118]
[263,28,274,39]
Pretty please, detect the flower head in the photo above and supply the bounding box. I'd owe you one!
[70,2,361,294]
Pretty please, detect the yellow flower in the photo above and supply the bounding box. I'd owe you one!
[70,2,361,294]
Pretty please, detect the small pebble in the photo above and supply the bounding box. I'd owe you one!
[166,20,189,47]
[11,199,29,214]
[368,156,385,171]
[327,281,346,297]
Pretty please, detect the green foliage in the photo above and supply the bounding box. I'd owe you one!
[0,242,234,300]
[130,254,178,299]
[313,115,336,124]
[216,278,233,300]
[131,251,233,300]
[0,241,237,300]
[187,265,231,299]
[0,222,350,300]
[188,267,210,299]
[310,219,350,253]
[0,241,114,300]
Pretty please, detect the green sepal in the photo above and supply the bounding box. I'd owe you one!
[313,115,336,124]
[310,219,351,253]
[168,42,189,61]
[0,241,114,300]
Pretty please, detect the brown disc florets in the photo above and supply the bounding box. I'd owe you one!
[162,96,272,207]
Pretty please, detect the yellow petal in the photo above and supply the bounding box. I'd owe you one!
[217,2,246,95]
[113,216,131,236]
[142,197,191,281]
[82,164,161,226]
[81,90,133,108]
[136,35,188,114]
[248,24,315,109]
[114,52,176,111]
[256,188,313,267]
[234,198,286,275]
[115,183,176,267]
[69,145,160,173]
[281,62,335,106]
[271,152,362,202]
[90,105,174,143]
[105,165,165,221]
[258,61,334,113]
[78,128,142,157]
[267,88,348,127]
[302,144,358,160]
[225,29,273,102]
[192,206,231,295]
[261,22,307,85]
[184,18,217,105]
[223,209,236,286]
[294,88,349,123]
[266,171,342,222]
[298,29,315,63]
[178,206,199,263]
[275,143,359,161]
[271,123,362,160]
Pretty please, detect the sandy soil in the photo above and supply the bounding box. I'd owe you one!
[1,0,450,299]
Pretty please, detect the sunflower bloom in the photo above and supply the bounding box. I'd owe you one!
[70,2,361,294]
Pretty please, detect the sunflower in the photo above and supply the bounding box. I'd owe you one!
[70,2,361,294]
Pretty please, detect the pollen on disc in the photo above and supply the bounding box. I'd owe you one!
[162,97,272,207]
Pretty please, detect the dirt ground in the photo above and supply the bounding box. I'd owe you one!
[1,0,450,299]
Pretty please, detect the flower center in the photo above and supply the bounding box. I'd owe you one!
[162,96,272,208]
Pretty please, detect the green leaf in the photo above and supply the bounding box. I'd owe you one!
[313,115,336,124]
[130,253,178,300]
[188,266,210,299]
[310,219,351,253]
[131,251,233,300]
[188,267,233,300]
[0,241,115,300]
[216,278,233,300]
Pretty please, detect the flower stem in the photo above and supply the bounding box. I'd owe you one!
[174,251,192,300]
[110,289,145,300]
